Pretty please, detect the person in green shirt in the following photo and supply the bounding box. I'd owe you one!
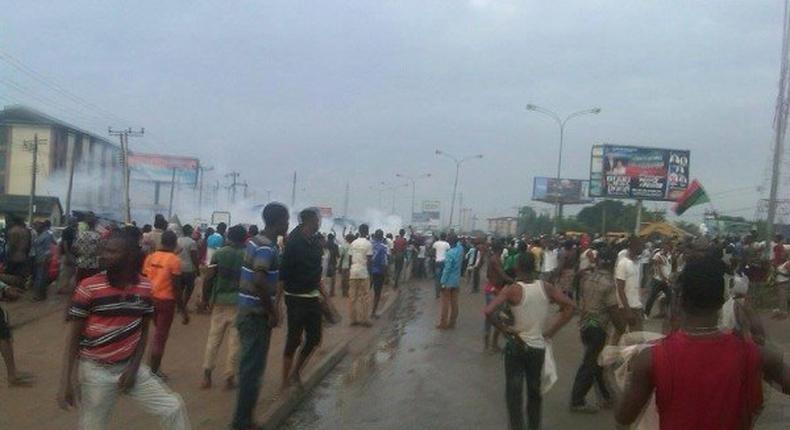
[200,224,247,390]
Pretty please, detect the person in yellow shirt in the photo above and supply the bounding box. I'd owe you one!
[143,230,188,378]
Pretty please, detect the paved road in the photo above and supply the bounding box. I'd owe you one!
[281,278,790,430]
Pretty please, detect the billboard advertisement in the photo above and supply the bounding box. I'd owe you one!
[532,177,592,204]
[589,145,689,201]
[128,152,199,185]
[421,200,441,221]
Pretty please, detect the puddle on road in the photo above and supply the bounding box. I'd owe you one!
[279,282,424,430]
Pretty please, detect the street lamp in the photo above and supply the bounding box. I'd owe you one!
[435,149,484,229]
[375,181,408,215]
[525,103,601,234]
[396,173,432,223]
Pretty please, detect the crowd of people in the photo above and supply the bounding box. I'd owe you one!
[2,208,790,429]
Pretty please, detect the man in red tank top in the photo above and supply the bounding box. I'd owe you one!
[616,253,790,430]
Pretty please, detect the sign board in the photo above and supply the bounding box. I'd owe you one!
[211,211,231,226]
[316,207,333,218]
[589,145,690,201]
[128,152,199,185]
[532,177,592,204]
[421,200,440,220]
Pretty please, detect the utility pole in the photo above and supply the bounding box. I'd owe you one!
[266,189,272,202]
[109,127,144,224]
[64,135,77,221]
[343,181,350,219]
[291,171,297,209]
[769,0,790,236]
[196,164,213,219]
[22,133,48,224]
[168,167,176,218]
[240,181,249,199]
[213,180,219,208]
[225,171,240,204]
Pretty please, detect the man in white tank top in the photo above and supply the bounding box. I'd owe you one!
[484,251,575,430]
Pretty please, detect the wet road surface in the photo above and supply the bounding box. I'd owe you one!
[280,279,615,430]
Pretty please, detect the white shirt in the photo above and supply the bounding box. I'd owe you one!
[542,249,558,273]
[652,251,672,281]
[578,249,596,272]
[433,240,450,262]
[418,245,426,258]
[349,237,373,280]
[615,254,642,309]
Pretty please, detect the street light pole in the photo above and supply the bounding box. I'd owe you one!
[435,150,483,229]
[396,173,431,223]
[525,104,601,234]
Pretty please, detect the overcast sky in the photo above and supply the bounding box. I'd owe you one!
[1,1,784,225]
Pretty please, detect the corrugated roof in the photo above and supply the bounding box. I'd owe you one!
[0,194,63,216]
[0,105,117,148]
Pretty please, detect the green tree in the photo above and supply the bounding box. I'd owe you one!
[516,206,553,237]
[575,200,664,234]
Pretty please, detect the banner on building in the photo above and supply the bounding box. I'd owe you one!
[589,144,690,201]
[532,177,592,204]
[128,152,199,185]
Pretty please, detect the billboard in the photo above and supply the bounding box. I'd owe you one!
[316,207,333,218]
[532,177,592,204]
[128,152,199,185]
[421,200,440,221]
[589,145,689,201]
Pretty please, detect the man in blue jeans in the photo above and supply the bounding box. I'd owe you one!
[232,203,289,430]
[432,233,450,299]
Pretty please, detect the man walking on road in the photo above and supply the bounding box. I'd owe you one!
[5,215,31,279]
[232,203,289,430]
[280,208,326,390]
[465,240,483,293]
[432,233,450,299]
[437,234,462,329]
[484,240,513,352]
[370,229,389,319]
[200,224,246,390]
[348,224,373,327]
[325,233,340,296]
[58,228,189,430]
[570,249,617,414]
[392,229,408,289]
[143,231,189,378]
[615,238,645,339]
[206,222,226,266]
[73,213,102,284]
[643,242,672,318]
[176,224,200,308]
[339,233,354,297]
[31,220,55,301]
[484,252,575,430]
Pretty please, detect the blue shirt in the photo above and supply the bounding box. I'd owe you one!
[370,240,389,275]
[238,234,279,314]
[440,243,463,288]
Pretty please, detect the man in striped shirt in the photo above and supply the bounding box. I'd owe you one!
[232,203,290,430]
[58,227,189,430]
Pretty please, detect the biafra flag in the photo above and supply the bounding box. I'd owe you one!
[672,179,710,215]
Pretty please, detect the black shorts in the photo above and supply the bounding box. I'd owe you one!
[284,295,322,356]
[0,306,11,340]
[371,273,385,294]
